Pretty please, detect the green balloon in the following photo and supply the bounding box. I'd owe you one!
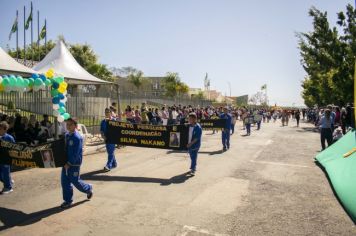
[24,79,30,87]
[58,107,66,113]
[63,113,70,120]
[17,77,24,87]
[28,78,34,86]
[45,79,52,86]
[51,89,59,97]
[56,76,64,83]
[2,78,10,86]
[34,78,43,86]
[9,77,16,86]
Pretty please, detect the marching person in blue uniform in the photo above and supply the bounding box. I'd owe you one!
[61,118,93,209]
[220,107,232,151]
[0,121,15,194]
[186,113,202,176]
[100,108,118,172]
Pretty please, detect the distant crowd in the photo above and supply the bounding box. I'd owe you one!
[0,113,65,145]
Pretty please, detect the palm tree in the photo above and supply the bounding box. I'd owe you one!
[127,70,145,90]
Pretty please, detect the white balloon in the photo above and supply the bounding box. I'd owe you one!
[0,76,2,84]
[53,110,60,117]
[33,86,40,92]
[57,115,65,123]
[53,104,60,110]
[60,98,67,103]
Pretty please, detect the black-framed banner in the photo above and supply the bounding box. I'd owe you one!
[0,139,66,168]
[106,121,189,150]
[199,119,226,130]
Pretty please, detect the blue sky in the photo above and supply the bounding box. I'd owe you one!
[0,0,353,106]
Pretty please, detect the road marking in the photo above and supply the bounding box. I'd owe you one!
[180,225,229,236]
[250,160,312,168]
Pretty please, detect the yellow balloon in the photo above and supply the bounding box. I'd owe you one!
[62,81,68,89]
[48,68,54,74]
[58,86,66,94]
[0,84,4,92]
[46,71,54,78]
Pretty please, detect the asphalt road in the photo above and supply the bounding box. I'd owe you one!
[0,119,355,236]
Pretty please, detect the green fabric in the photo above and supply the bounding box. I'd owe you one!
[8,16,18,40]
[316,129,356,223]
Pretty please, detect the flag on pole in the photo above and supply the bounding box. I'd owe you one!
[25,2,33,30]
[8,14,18,40]
[261,84,267,90]
[39,21,46,40]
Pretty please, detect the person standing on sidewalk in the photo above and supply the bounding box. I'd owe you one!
[101,108,118,172]
[61,118,93,209]
[0,121,15,194]
[186,113,202,176]
[319,109,334,151]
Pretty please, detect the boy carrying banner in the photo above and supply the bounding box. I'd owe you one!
[0,121,15,194]
[61,118,93,208]
[187,113,202,176]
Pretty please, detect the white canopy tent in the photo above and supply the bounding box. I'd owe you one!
[33,41,110,85]
[0,47,37,76]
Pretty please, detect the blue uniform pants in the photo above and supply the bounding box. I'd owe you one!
[106,144,117,169]
[61,167,91,203]
[231,123,235,134]
[257,121,261,130]
[222,130,230,148]
[189,149,198,171]
[246,124,251,135]
[0,165,12,189]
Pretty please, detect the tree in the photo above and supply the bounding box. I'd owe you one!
[297,4,355,107]
[127,70,145,90]
[8,40,55,62]
[162,72,189,98]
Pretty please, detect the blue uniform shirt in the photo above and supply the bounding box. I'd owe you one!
[220,113,232,130]
[100,119,108,135]
[189,123,202,150]
[65,131,83,166]
[0,133,15,143]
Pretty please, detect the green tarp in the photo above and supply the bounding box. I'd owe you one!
[316,129,356,223]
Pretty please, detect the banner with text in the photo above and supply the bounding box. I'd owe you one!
[106,121,189,150]
[0,139,66,168]
[199,119,226,130]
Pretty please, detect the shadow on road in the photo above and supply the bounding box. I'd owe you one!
[296,127,319,133]
[0,200,88,231]
[81,170,193,186]
[166,150,224,156]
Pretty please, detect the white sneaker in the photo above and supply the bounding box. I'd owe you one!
[1,188,13,194]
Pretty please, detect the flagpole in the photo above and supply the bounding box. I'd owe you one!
[45,19,47,54]
[23,5,26,66]
[30,2,33,66]
[16,10,19,60]
[37,10,40,61]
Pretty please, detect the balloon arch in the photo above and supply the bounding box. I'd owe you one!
[0,69,71,123]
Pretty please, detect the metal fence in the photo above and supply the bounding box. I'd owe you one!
[0,88,212,135]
